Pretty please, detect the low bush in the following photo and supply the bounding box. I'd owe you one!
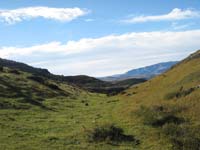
[136,105,184,127]
[165,91,179,100]
[137,105,200,149]
[88,124,139,144]
[151,115,184,127]
[162,124,200,150]
[165,87,196,100]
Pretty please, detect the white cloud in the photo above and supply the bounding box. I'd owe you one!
[1,30,200,76]
[0,7,89,24]
[123,8,200,23]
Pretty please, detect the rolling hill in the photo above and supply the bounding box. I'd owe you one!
[0,64,84,110]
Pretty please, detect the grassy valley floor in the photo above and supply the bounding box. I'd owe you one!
[0,93,142,150]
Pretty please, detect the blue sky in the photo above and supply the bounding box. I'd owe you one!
[0,0,200,76]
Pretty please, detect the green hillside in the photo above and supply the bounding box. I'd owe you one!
[0,50,199,150]
[116,50,200,149]
[0,66,84,109]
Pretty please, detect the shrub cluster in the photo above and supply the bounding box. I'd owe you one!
[88,124,139,145]
[162,124,200,150]
[136,105,184,127]
[136,105,200,149]
[165,87,197,100]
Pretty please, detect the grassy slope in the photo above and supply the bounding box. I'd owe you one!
[0,67,83,109]
[115,50,200,149]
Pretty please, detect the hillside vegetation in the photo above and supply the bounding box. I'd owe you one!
[0,66,84,109]
[0,50,199,150]
[116,50,200,149]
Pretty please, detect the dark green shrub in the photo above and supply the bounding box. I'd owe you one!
[165,87,196,100]
[162,124,200,150]
[88,124,139,144]
[136,105,184,127]
[151,115,184,127]
[138,105,200,150]
[165,91,179,99]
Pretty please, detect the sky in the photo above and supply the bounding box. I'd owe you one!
[0,0,200,77]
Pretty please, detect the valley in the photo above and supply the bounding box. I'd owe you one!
[0,50,200,150]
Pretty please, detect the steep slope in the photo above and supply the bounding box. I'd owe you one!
[116,50,200,149]
[101,61,178,81]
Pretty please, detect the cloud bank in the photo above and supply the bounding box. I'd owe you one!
[1,30,200,76]
[123,8,200,23]
[0,7,88,24]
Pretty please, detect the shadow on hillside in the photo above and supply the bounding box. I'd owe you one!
[0,78,51,110]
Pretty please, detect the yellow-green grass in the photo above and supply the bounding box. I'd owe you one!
[114,50,200,149]
[0,94,142,150]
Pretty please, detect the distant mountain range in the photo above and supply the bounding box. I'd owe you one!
[100,61,178,81]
